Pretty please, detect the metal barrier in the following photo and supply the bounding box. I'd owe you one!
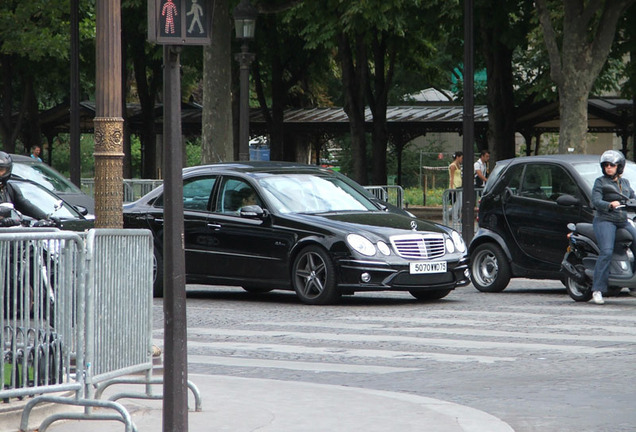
[442,188,484,233]
[1,230,85,402]
[0,229,201,432]
[364,185,405,209]
[81,179,163,203]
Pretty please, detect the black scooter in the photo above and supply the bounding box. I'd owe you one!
[561,186,636,301]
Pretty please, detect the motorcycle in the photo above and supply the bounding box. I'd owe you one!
[561,186,636,301]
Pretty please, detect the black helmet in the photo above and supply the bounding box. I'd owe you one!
[0,152,12,184]
[600,150,625,177]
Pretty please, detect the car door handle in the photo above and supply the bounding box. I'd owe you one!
[207,223,221,230]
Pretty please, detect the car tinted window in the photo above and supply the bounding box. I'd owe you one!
[519,165,550,200]
[216,178,262,214]
[482,162,508,194]
[549,165,583,201]
[494,163,523,195]
[183,177,216,211]
[257,174,376,214]
[12,161,82,194]
[154,176,216,210]
[12,181,79,219]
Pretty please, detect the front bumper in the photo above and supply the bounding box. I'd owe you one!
[336,256,471,293]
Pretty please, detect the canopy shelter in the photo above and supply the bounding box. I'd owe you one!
[36,98,633,165]
[516,97,634,156]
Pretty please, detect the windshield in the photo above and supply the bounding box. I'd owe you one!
[12,181,80,219]
[572,161,636,191]
[257,174,378,214]
[12,161,82,194]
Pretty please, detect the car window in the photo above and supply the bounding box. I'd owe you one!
[12,161,82,194]
[183,177,216,211]
[519,165,550,200]
[482,162,508,194]
[495,163,523,195]
[11,181,79,219]
[549,165,583,201]
[573,160,636,192]
[154,176,216,210]
[216,178,262,214]
[257,174,376,214]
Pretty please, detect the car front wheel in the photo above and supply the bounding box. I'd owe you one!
[470,243,511,292]
[292,245,340,305]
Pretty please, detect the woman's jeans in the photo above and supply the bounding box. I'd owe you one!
[592,218,636,293]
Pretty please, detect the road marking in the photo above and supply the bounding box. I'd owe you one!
[176,340,516,364]
[245,321,636,343]
[181,328,624,354]
[187,355,421,373]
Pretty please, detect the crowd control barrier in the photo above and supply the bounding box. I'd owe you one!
[0,229,201,432]
[81,179,163,203]
[442,188,484,233]
[364,185,405,209]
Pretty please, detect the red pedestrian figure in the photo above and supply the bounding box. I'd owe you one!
[162,0,178,34]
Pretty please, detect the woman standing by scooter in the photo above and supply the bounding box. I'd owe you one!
[591,150,636,304]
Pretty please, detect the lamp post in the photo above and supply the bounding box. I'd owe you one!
[233,0,257,161]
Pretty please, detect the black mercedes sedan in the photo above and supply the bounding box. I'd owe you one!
[123,162,470,304]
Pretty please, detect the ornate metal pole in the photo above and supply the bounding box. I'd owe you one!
[94,0,124,228]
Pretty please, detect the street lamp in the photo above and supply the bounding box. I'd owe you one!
[233,0,257,161]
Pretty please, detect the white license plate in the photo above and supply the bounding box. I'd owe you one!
[409,261,447,274]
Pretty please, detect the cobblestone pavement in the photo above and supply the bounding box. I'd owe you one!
[152,279,636,432]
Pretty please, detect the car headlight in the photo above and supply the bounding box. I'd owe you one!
[377,241,391,256]
[451,230,466,253]
[347,234,377,256]
[445,237,455,253]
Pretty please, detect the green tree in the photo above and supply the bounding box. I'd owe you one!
[0,1,96,153]
[476,0,534,162]
[535,0,635,154]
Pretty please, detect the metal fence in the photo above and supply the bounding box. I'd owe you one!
[1,229,201,432]
[364,185,405,209]
[81,179,163,203]
[442,188,484,233]
[1,230,84,402]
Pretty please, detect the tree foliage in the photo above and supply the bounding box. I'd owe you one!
[535,0,635,153]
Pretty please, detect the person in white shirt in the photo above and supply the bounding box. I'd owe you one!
[474,149,490,188]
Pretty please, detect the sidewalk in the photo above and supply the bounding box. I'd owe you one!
[39,374,514,432]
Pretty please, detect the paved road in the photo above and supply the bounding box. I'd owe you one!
[152,279,636,432]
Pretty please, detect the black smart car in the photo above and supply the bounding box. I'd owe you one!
[469,154,636,292]
[123,162,470,304]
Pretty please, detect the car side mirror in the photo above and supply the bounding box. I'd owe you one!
[239,205,268,219]
[74,205,89,216]
[556,194,580,206]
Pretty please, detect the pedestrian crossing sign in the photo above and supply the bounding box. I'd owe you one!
[148,0,212,45]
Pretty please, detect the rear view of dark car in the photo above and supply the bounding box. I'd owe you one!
[468,154,636,292]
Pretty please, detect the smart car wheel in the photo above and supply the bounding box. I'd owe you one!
[565,276,592,302]
[470,243,511,292]
[292,245,340,305]
[409,289,452,300]
[153,247,164,298]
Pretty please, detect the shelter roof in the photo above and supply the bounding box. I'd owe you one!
[37,98,632,139]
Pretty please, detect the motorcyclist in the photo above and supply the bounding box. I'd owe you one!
[0,151,47,226]
[590,150,636,304]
